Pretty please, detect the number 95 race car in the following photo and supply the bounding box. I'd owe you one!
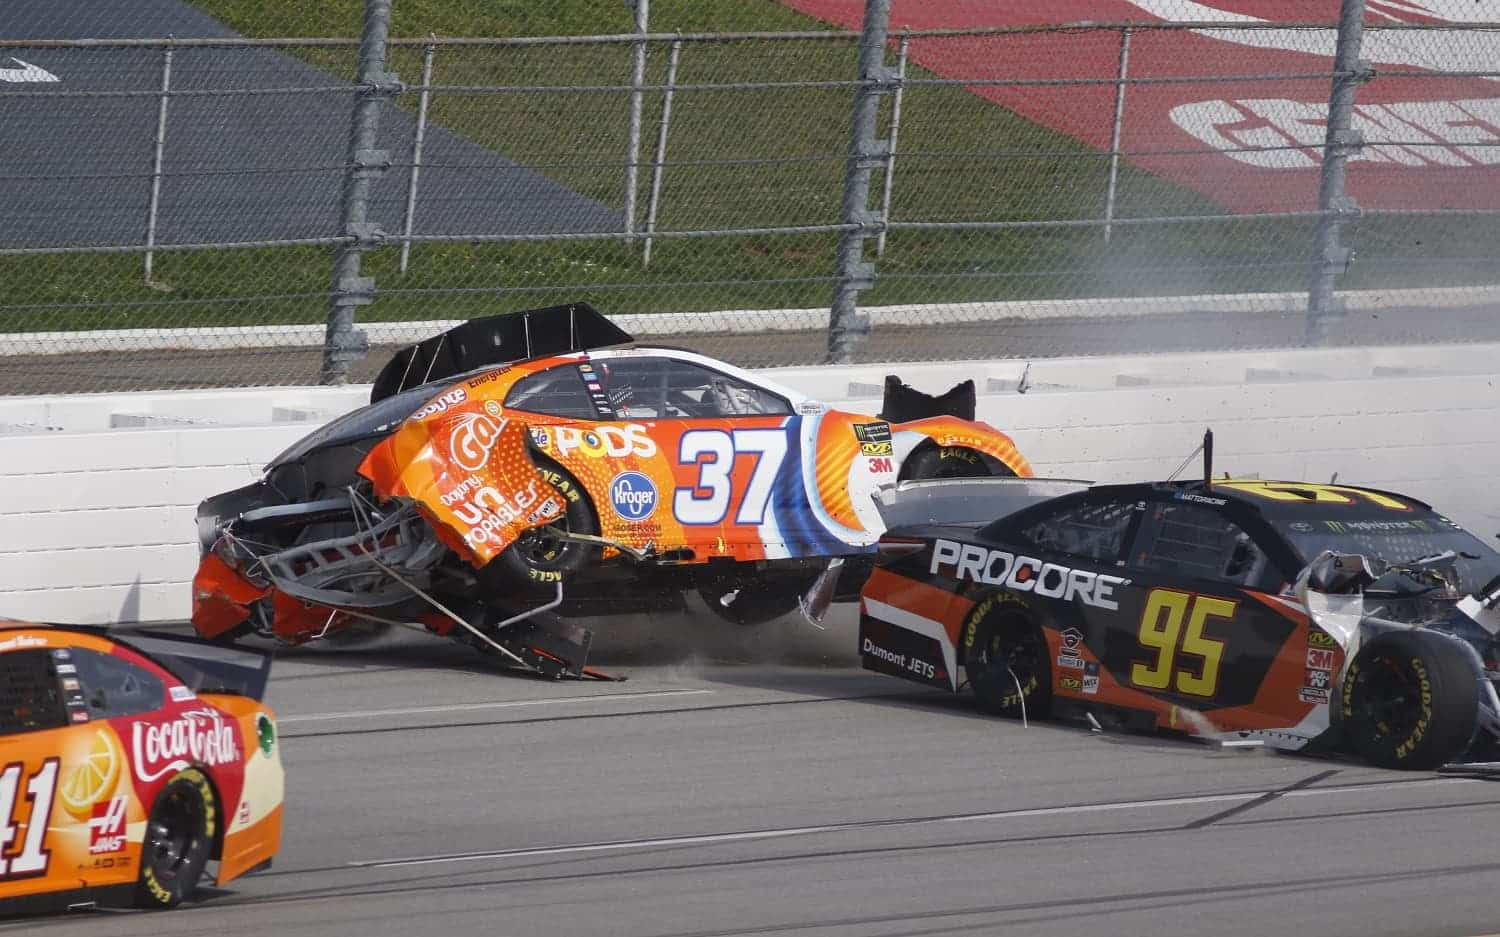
[192,303,1031,676]
[860,473,1500,770]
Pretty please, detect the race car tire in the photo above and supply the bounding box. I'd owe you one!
[696,570,816,627]
[1341,630,1480,771]
[963,604,1052,718]
[899,444,1013,481]
[488,459,599,595]
[135,768,215,909]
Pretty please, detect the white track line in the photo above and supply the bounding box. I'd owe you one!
[351,776,1480,869]
[280,688,714,724]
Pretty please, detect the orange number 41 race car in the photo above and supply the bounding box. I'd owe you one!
[0,621,282,916]
[192,303,1031,676]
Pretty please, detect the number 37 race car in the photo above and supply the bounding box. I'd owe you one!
[860,469,1500,771]
[191,303,1030,675]
[0,621,282,915]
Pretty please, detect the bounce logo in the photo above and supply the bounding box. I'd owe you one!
[610,471,657,521]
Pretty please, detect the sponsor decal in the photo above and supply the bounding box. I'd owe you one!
[449,412,508,472]
[867,456,894,473]
[1305,647,1335,671]
[861,442,894,456]
[71,710,91,723]
[238,801,252,825]
[51,648,70,659]
[610,471,659,521]
[411,387,467,420]
[88,796,129,855]
[465,367,508,389]
[449,480,560,549]
[62,677,80,691]
[1174,492,1227,506]
[1085,661,1100,676]
[485,400,503,417]
[257,713,276,756]
[1289,521,1315,533]
[555,424,657,458]
[0,634,47,652]
[131,707,240,784]
[169,685,195,703]
[1060,628,1083,651]
[1298,687,1331,705]
[1057,654,1084,670]
[861,637,936,681]
[529,427,551,449]
[796,401,826,415]
[56,663,77,675]
[1082,675,1100,695]
[853,422,895,456]
[931,539,1128,610]
[1324,519,1421,533]
[1307,630,1337,649]
[1060,676,1083,691]
[1303,668,1331,691]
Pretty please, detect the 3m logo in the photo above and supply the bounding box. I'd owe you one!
[88,796,128,855]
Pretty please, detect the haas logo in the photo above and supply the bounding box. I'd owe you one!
[450,412,508,472]
[88,797,128,854]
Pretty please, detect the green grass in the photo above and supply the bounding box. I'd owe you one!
[3,0,1492,335]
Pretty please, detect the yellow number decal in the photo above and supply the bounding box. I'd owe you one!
[1130,588,1235,698]
[1215,480,1410,511]
[1130,589,1188,690]
[1176,596,1235,697]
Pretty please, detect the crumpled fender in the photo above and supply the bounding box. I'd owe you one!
[191,552,269,639]
[359,400,565,567]
[890,415,1033,477]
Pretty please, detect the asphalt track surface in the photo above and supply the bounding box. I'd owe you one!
[8,608,1500,937]
[7,302,1500,394]
[0,0,618,248]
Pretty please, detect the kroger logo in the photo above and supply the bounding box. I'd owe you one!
[609,471,658,521]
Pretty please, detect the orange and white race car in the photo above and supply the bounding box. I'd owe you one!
[192,302,1031,676]
[0,621,282,915]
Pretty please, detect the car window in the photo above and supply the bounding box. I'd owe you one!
[504,365,599,419]
[0,648,70,736]
[1020,499,1136,565]
[70,648,164,720]
[1134,502,1270,587]
[595,357,791,419]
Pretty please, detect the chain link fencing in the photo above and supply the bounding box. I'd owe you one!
[0,0,1497,393]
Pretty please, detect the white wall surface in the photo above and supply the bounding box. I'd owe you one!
[3,343,1497,624]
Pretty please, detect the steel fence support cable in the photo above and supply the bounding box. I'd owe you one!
[1306,0,1370,344]
[828,0,892,365]
[1103,25,1131,245]
[875,34,908,259]
[398,41,436,276]
[624,0,649,240]
[143,42,173,285]
[323,0,397,385]
[643,37,681,268]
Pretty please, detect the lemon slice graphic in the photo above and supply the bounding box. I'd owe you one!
[60,728,120,819]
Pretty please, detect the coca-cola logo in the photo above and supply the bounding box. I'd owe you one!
[449,412,509,472]
[131,707,239,784]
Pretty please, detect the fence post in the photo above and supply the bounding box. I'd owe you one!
[1103,25,1132,245]
[643,37,681,268]
[624,0,649,240]
[398,41,436,275]
[322,0,397,385]
[143,41,173,285]
[875,33,908,259]
[1307,0,1368,343]
[827,0,893,365]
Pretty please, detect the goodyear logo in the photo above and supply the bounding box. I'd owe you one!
[610,471,658,521]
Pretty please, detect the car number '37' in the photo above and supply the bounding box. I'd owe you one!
[674,428,789,526]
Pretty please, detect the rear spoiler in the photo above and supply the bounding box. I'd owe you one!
[874,477,1092,530]
[114,630,275,703]
[370,302,634,403]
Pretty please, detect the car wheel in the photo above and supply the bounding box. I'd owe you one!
[697,570,816,626]
[488,460,598,595]
[1341,630,1480,770]
[900,445,1011,481]
[963,605,1052,718]
[135,768,215,910]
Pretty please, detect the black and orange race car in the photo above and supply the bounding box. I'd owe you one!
[859,475,1500,770]
[0,621,282,915]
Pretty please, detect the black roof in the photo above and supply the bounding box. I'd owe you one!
[1085,478,1437,522]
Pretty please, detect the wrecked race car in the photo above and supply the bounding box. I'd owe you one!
[191,303,1031,676]
[859,471,1500,771]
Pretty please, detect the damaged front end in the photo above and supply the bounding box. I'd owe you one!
[1296,550,1500,770]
